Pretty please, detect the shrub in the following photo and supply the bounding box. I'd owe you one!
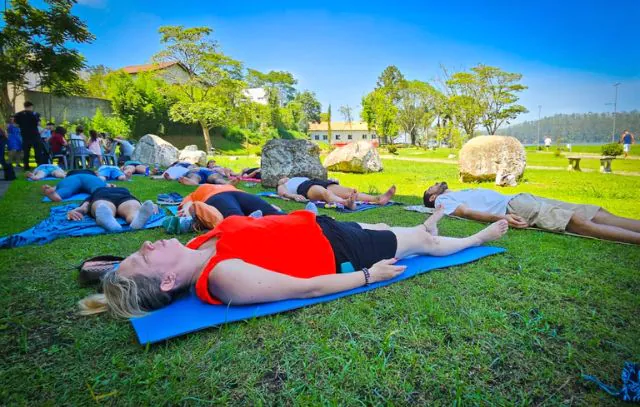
[601,143,623,157]
[554,149,563,157]
[387,145,398,155]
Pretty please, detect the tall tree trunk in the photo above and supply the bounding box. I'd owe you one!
[0,83,13,121]
[200,121,213,153]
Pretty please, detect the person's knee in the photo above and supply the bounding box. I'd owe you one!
[567,214,590,232]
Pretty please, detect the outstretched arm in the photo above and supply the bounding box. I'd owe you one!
[67,201,90,221]
[452,204,528,228]
[210,258,406,305]
[276,185,307,202]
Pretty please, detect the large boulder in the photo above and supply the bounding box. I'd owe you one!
[178,145,207,166]
[459,135,526,186]
[131,134,179,167]
[261,139,327,187]
[323,141,383,173]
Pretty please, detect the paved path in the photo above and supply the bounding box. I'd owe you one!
[380,155,640,177]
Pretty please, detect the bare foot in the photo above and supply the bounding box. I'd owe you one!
[423,205,445,236]
[475,220,509,244]
[344,192,357,210]
[25,172,34,180]
[163,172,172,180]
[377,185,396,205]
[41,185,61,202]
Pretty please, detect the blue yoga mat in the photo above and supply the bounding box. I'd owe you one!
[256,191,401,213]
[42,193,90,202]
[131,246,505,344]
[27,176,59,181]
[0,204,177,248]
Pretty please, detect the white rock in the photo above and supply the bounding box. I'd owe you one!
[459,135,526,186]
[131,134,179,167]
[323,141,383,173]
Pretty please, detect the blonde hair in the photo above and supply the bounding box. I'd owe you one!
[78,270,174,318]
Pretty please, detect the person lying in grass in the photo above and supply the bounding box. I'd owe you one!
[78,206,509,318]
[423,181,640,245]
[121,160,157,176]
[276,176,396,210]
[97,165,133,181]
[178,168,238,186]
[66,186,157,232]
[159,161,197,180]
[41,170,108,202]
[25,164,66,180]
[206,159,239,178]
[240,167,261,179]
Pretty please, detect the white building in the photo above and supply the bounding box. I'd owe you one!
[121,61,191,84]
[308,121,378,146]
[243,87,268,105]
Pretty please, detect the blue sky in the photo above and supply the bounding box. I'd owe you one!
[72,0,639,123]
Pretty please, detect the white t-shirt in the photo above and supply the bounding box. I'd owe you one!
[435,189,514,216]
[285,177,309,194]
[544,138,552,146]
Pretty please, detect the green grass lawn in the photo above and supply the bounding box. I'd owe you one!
[1,157,639,405]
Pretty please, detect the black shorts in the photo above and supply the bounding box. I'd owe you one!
[85,187,139,207]
[298,179,339,198]
[316,215,397,272]
[205,191,282,218]
[243,167,261,179]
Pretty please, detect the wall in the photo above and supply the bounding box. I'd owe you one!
[16,90,112,122]
[309,130,378,144]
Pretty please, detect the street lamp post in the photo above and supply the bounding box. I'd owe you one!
[611,83,621,142]
[537,105,542,147]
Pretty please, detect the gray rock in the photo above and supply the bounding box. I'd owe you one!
[131,134,180,167]
[323,141,382,173]
[182,144,198,151]
[261,139,327,187]
[459,135,526,186]
[179,148,207,166]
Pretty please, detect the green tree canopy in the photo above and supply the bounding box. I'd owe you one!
[397,80,440,145]
[362,88,399,144]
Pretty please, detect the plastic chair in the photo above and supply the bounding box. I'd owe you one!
[102,145,117,166]
[51,148,69,169]
[69,139,91,169]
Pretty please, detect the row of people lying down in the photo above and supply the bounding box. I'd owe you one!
[26,161,157,182]
[160,159,261,186]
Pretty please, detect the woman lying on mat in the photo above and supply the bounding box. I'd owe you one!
[78,207,508,317]
[206,159,239,178]
[178,168,238,186]
[276,176,396,210]
[159,161,197,180]
[169,184,282,232]
[121,160,157,176]
[240,167,261,179]
[66,187,158,232]
[26,164,66,180]
[97,165,133,181]
[41,170,108,202]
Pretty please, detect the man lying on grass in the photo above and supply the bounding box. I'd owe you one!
[423,182,640,245]
[79,207,508,318]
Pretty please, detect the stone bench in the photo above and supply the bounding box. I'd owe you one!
[599,156,615,173]
[567,156,582,171]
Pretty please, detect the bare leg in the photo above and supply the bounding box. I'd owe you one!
[567,215,640,244]
[90,200,121,231]
[423,205,445,236]
[179,176,200,186]
[307,185,356,209]
[115,200,142,224]
[41,184,61,202]
[592,208,640,233]
[394,220,508,258]
[52,169,66,179]
[26,170,45,180]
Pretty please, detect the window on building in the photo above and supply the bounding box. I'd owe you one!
[323,135,327,140]
[372,134,377,139]
[315,135,319,140]
[363,134,367,139]
[336,134,341,140]
[347,134,352,140]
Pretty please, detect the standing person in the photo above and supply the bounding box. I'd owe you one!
[544,135,552,150]
[14,101,44,170]
[620,130,635,159]
[87,130,103,166]
[6,116,22,169]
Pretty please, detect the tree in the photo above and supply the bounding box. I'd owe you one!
[396,80,440,145]
[153,25,246,151]
[294,90,321,126]
[444,71,485,138]
[247,69,297,105]
[362,89,399,144]
[326,104,332,141]
[472,65,528,135]
[84,65,111,99]
[338,104,353,125]
[0,0,94,119]
[375,65,406,103]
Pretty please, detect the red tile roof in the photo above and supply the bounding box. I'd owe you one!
[121,61,179,74]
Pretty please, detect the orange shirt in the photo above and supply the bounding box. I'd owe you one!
[188,211,336,304]
[180,184,239,208]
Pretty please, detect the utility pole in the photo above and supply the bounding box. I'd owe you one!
[611,83,621,142]
[537,105,541,147]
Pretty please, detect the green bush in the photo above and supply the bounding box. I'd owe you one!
[387,145,399,155]
[554,149,563,157]
[601,143,623,157]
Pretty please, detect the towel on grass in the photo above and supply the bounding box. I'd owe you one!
[0,204,173,248]
[256,191,401,213]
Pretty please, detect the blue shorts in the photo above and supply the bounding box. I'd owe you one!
[35,164,62,176]
[190,168,217,184]
[97,166,125,180]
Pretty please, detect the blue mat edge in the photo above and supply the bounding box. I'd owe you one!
[131,246,506,345]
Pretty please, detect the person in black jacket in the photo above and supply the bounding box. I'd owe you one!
[13,101,45,170]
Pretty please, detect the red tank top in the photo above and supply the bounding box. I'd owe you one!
[187,211,336,304]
